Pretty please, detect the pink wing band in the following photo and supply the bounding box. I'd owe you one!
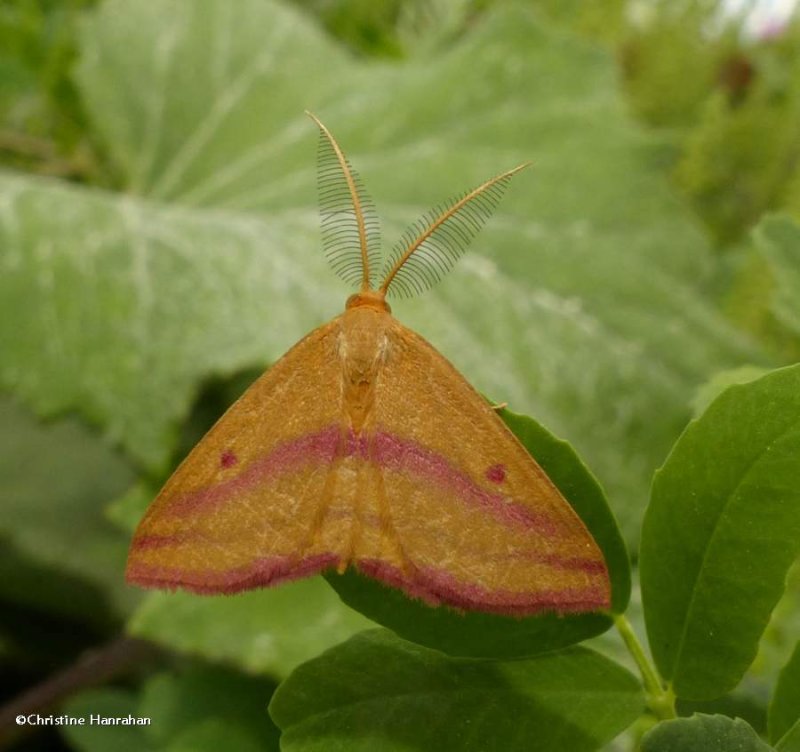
[126,553,340,595]
[128,552,608,614]
[168,425,558,535]
[358,559,610,615]
[129,425,609,613]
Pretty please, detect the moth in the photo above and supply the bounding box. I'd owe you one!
[126,114,611,615]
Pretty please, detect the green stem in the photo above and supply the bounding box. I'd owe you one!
[614,613,676,720]
[0,129,97,180]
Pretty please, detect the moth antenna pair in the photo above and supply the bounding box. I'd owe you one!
[307,111,530,299]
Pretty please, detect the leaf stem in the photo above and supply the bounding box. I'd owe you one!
[0,129,97,180]
[614,613,676,720]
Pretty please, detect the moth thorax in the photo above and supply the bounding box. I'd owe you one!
[345,290,391,313]
[339,310,390,378]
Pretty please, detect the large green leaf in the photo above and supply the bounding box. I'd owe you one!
[138,666,279,750]
[60,688,153,752]
[327,406,629,657]
[0,397,136,619]
[270,629,644,752]
[641,714,774,752]
[777,726,800,752]
[0,0,760,546]
[640,364,800,700]
[770,642,800,748]
[62,665,280,752]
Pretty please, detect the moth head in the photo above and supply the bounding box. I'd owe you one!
[345,290,392,313]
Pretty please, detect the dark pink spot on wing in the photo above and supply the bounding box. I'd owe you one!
[220,450,238,468]
[372,431,556,534]
[485,464,506,483]
[171,426,341,514]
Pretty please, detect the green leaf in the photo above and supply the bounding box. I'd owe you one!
[107,481,159,534]
[61,688,152,752]
[641,714,774,752]
[640,364,800,700]
[677,689,769,739]
[690,365,771,418]
[63,666,280,752]
[139,666,279,750]
[770,642,800,746]
[327,406,629,658]
[676,87,800,245]
[0,0,761,548]
[0,396,137,619]
[776,723,800,752]
[128,577,373,678]
[623,10,726,129]
[0,1,94,160]
[754,215,800,338]
[270,629,644,752]
[163,722,265,752]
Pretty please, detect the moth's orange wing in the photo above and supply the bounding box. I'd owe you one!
[126,318,354,593]
[351,319,611,616]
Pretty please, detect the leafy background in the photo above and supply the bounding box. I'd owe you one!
[1,0,800,750]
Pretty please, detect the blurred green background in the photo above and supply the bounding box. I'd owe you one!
[2,0,800,749]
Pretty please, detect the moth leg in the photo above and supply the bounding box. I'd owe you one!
[490,401,508,411]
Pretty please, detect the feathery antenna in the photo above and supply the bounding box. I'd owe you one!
[308,114,528,298]
[307,112,381,291]
[379,164,530,298]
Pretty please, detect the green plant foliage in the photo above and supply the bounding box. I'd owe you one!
[270,629,644,752]
[690,364,770,416]
[777,727,800,752]
[620,4,800,245]
[0,397,137,619]
[641,713,774,752]
[3,1,800,750]
[723,219,800,363]
[674,32,800,245]
[753,215,800,338]
[289,0,407,57]
[641,364,800,700]
[517,0,628,41]
[676,93,800,246]
[0,0,761,551]
[62,665,280,752]
[60,688,151,752]
[676,688,769,740]
[622,11,730,129]
[769,641,800,747]
[128,578,373,678]
[0,0,99,174]
[327,405,629,658]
